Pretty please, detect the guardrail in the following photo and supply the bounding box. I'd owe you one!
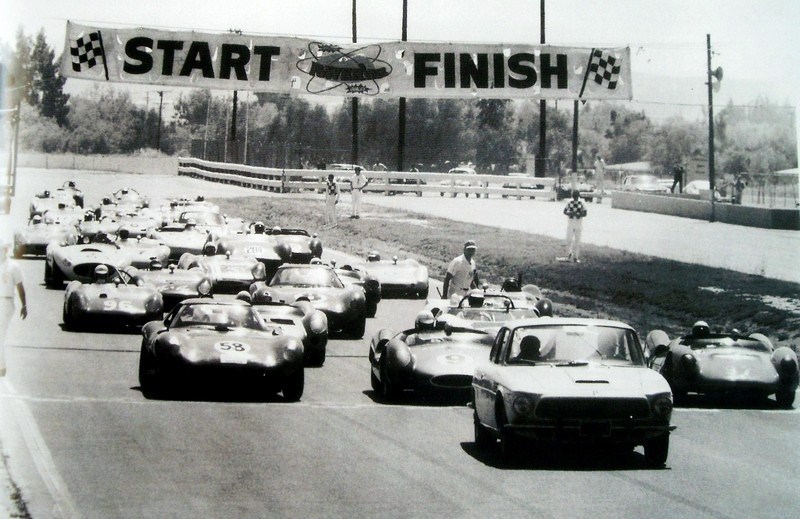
[177,158,557,200]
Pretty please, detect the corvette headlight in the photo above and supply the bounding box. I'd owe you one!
[651,394,673,419]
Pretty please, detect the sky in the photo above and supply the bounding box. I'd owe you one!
[2,0,799,129]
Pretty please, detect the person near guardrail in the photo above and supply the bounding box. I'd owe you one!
[734,175,746,205]
[0,240,28,377]
[563,190,588,263]
[324,173,340,228]
[349,167,370,219]
[442,240,480,298]
[671,164,686,193]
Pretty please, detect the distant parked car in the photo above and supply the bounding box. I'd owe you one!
[441,167,479,197]
[620,174,670,194]
[683,180,723,200]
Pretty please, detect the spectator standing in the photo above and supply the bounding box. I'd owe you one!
[442,240,480,299]
[734,176,746,205]
[563,190,588,263]
[349,166,370,219]
[324,173,340,228]
[0,240,28,377]
[671,164,686,193]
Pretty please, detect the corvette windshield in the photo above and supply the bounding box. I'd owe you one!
[506,325,644,366]
[173,304,265,330]
[270,268,344,288]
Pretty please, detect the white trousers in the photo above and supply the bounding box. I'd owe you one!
[566,218,583,259]
[325,197,337,224]
[351,189,363,216]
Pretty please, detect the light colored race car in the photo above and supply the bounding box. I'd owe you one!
[265,263,367,338]
[111,187,150,208]
[472,318,676,466]
[431,289,552,334]
[148,221,212,262]
[45,231,133,288]
[62,265,164,330]
[13,217,78,257]
[29,188,78,218]
[178,245,268,294]
[247,282,329,367]
[128,261,213,311]
[359,252,429,299]
[369,310,494,400]
[137,298,305,401]
[646,321,799,408]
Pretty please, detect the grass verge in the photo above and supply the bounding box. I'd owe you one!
[214,196,800,347]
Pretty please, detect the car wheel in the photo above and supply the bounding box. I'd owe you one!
[370,368,381,393]
[282,369,304,402]
[643,434,670,467]
[348,316,366,339]
[379,356,400,400]
[307,348,326,367]
[496,402,520,463]
[45,262,64,289]
[440,192,445,197]
[138,345,161,397]
[776,387,796,408]
[473,411,494,449]
[365,302,378,318]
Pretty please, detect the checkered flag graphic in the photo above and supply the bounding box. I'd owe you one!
[588,49,621,89]
[70,31,108,78]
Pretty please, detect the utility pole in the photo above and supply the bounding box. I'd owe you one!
[229,90,239,163]
[203,91,211,160]
[397,0,408,172]
[571,100,579,173]
[706,34,723,223]
[156,90,164,153]
[536,0,547,177]
[244,90,250,164]
[351,0,359,166]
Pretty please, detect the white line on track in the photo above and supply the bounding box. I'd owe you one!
[1,379,80,519]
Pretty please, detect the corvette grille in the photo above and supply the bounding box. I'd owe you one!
[536,397,650,419]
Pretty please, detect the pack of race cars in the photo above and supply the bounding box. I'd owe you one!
[15,181,797,467]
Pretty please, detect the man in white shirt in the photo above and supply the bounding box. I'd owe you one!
[1,240,28,377]
[349,167,369,219]
[442,240,480,299]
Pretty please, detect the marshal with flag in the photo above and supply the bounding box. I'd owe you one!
[62,21,632,101]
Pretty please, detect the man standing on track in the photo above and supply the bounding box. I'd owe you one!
[324,173,340,228]
[349,166,369,219]
[442,240,480,299]
[0,240,28,377]
[563,190,588,263]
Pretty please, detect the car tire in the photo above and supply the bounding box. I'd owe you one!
[365,302,378,318]
[282,369,304,402]
[776,387,796,408]
[307,348,326,367]
[379,356,400,401]
[644,434,669,467]
[473,411,494,449]
[45,261,64,289]
[349,316,366,339]
[138,345,161,398]
[370,368,381,393]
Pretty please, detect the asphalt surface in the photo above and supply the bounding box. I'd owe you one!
[0,170,800,517]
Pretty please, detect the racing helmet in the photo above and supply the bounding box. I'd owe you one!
[367,251,381,262]
[235,291,252,303]
[149,259,163,270]
[415,310,436,332]
[534,298,554,317]
[501,277,520,292]
[93,264,110,283]
[253,221,266,234]
[467,289,485,308]
[196,195,205,202]
[43,190,51,198]
[251,287,273,303]
[692,321,711,338]
[185,218,197,229]
[58,202,66,210]
[67,180,76,188]
[31,215,43,224]
[203,243,217,256]
[102,197,113,205]
[118,228,130,240]
[271,226,282,234]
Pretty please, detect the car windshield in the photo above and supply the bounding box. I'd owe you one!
[448,308,537,322]
[172,303,265,330]
[270,267,344,288]
[403,330,492,347]
[684,336,770,352]
[180,211,224,226]
[505,324,644,365]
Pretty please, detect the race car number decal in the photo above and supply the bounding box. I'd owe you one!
[215,341,251,364]
[102,300,135,311]
[244,246,264,254]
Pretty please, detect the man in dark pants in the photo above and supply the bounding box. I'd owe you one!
[671,164,686,193]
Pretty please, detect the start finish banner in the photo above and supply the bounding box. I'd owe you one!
[62,21,632,100]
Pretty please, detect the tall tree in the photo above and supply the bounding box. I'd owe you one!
[30,30,69,127]
[475,99,516,173]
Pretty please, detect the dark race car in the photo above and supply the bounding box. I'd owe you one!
[369,310,494,401]
[359,252,429,299]
[248,282,329,367]
[13,217,78,258]
[138,299,305,401]
[646,321,799,408]
[178,244,267,294]
[62,264,164,330]
[266,263,367,338]
[129,261,213,311]
[332,263,381,318]
[149,221,211,262]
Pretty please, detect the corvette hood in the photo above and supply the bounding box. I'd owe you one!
[503,364,671,397]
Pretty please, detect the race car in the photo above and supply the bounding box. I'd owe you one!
[178,244,267,294]
[369,310,494,400]
[79,213,126,240]
[248,282,329,367]
[332,263,381,318]
[13,216,78,257]
[29,188,77,218]
[265,263,367,338]
[646,321,799,408]
[473,318,676,466]
[129,261,213,311]
[59,180,85,207]
[138,298,305,401]
[62,264,164,330]
[148,220,211,262]
[45,231,133,288]
[430,289,551,334]
[360,252,429,298]
[111,187,150,208]
[211,223,294,277]
[114,229,171,268]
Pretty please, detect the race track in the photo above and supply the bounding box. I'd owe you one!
[1,169,798,518]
